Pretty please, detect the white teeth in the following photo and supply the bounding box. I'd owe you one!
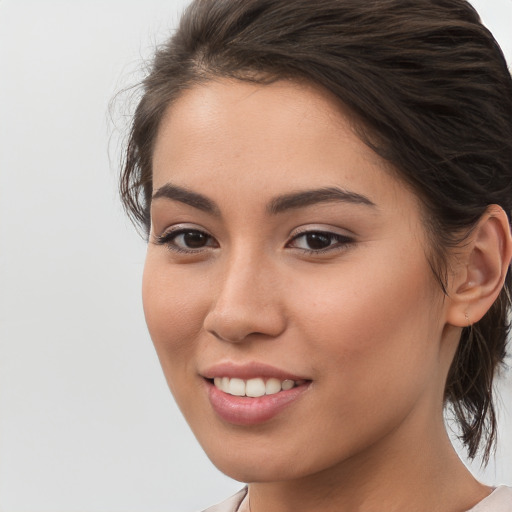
[265,378,282,395]
[213,376,300,397]
[229,378,246,396]
[246,378,266,397]
[281,379,295,391]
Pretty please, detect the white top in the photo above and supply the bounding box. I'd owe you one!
[202,485,512,512]
[467,486,512,511]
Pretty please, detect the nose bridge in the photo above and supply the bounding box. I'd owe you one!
[204,242,286,342]
[224,244,267,298]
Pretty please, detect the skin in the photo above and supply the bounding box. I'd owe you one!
[144,79,495,511]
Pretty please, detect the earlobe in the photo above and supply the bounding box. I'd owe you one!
[446,205,512,327]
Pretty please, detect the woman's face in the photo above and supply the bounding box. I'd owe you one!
[144,79,456,482]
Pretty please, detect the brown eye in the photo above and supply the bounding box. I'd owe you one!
[155,228,218,253]
[288,230,354,253]
[182,231,209,248]
[304,233,331,250]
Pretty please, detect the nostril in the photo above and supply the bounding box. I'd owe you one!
[204,307,287,344]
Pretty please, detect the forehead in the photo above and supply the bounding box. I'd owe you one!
[151,78,414,213]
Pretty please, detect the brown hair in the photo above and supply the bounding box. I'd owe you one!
[120,0,512,462]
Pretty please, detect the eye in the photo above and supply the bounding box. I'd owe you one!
[287,230,353,253]
[154,227,218,253]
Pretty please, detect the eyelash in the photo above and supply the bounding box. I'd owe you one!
[286,230,354,254]
[154,227,354,255]
[154,228,218,254]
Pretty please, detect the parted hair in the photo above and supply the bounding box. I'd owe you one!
[120,0,512,462]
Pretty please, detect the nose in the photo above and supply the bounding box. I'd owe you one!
[203,251,287,343]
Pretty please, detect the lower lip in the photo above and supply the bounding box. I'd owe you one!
[205,380,310,426]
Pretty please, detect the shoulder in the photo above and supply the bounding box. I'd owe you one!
[467,486,512,512]
[200,487,248,512]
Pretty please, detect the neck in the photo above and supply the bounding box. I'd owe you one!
[247,412,490,512]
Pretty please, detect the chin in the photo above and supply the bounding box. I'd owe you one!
[200,440,327,484]
[213,458,301,484]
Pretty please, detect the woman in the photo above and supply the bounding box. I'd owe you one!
[120,0,512,510]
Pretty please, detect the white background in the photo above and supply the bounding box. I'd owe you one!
[0,1,511,511]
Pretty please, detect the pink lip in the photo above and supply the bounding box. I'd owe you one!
[201,361,308,381]
[201,362,311,426]
[205,380,310,426]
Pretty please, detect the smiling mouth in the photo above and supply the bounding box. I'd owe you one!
[210,377,308,397]
[205,374,311,425]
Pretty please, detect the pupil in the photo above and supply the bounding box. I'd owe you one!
[306,233,330,250]
[184,231,207,248]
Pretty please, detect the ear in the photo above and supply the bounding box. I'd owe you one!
[446,205,512,327]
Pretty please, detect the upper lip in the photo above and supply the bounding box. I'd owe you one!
[201,361,310,381]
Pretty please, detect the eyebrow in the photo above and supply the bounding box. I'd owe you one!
[152,183,376,215]
[267,186,376,214]
[152,183,221,216]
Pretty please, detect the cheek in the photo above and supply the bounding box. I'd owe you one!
[292,246,443,389]
[141,254,207,378]
[274,256,444,464]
